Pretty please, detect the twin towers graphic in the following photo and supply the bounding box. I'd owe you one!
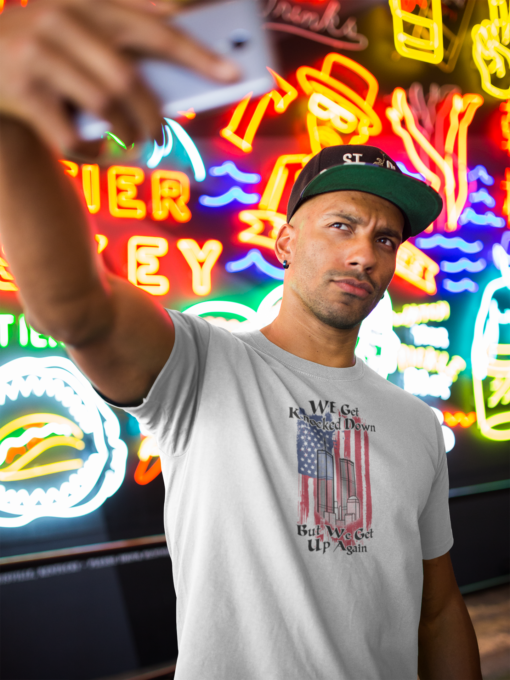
[316,434,361,527]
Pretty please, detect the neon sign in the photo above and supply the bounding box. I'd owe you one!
[147,119,206,180]
[471,245,510,441]
[296,52,382,150]
[176,240,223,296]
[472,0,510,99]
[389,0,444,65]
[409,324,449,349]
[134,436,161,486]
[0,18,507,527]
[0,256,17,292]
[395,241,439,295]
[444,411,477,428]
[0,356,127,527]
[220,68,297,153]
[151,171,192,222]
[393,301,450,327]
[386,87,483,231]
[263,0,368,51]
[226,249,285,280]
[0,314,60,349]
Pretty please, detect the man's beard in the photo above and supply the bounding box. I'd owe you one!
[292,272,382,330]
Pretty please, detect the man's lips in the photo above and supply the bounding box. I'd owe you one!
[332,278,374,298]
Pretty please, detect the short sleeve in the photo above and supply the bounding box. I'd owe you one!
[418,416,454,560]
[121,310,211,456]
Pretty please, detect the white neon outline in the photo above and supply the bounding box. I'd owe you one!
[183,301,257,323]
[165,119,206,182]
[410,324,450,349]
[356,291,401,379]
[0,357,127,527]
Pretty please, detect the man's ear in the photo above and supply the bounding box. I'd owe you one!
[275,222,294,265]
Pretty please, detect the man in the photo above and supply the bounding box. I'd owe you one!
[0,1,482,678]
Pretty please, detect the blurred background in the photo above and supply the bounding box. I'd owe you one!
[0,0,509,678]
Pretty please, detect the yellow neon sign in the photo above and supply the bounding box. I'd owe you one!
[82,164,101,214]
[392,300,450,327]
[237,210,286,251]
[220,68,298,153]
[0,256,17,292]
[108,166,146,220]
[296,52,382,150]
[134,436,161,486]
[395,241,440,295]
[386,87,482,231]
[177,239,223,296]
[398,344,466,380]
[443,411,477,428]
[500,100,510,154]
[60,160,79,178]
[0,413,83,442]
[127,236,170,296]
[472,1,510,100]
[0,414,85,483]
[151,170,191,223]
[501,167,510,226]
[259,154,309,213]
[389,0,443,64]
[0,437,85,482]
[95,235,108,254]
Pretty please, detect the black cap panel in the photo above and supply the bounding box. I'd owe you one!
[286,145,443,239]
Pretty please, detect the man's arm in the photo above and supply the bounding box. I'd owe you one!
[418,551,482,680]
[0,0,237,405]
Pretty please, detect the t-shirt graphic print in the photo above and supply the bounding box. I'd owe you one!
[293,404,373,556]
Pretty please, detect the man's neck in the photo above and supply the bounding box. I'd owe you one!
[260,296,359,369]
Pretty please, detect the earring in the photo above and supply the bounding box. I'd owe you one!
[282,260,290,269]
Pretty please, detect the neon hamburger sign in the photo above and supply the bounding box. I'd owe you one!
[0,356,127,527]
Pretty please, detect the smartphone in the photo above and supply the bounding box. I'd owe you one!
[77,0,276,139]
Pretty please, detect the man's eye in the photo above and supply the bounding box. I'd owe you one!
[378,237,396,248]
[331,222,349,230]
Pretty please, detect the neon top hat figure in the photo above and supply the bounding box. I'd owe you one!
[296,53,383,154]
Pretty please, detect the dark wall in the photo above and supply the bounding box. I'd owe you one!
[450,490,510,590]
[0,549,177,680]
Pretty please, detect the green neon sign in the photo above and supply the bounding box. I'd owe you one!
[0,314,62,349]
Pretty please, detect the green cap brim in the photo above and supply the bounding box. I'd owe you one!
[300,164,443,239]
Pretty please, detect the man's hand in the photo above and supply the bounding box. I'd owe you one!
[0,0,239,152]
[418,552,482,679]
[0,0,239,405]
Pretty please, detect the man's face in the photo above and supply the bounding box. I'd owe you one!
[282,190,404,330]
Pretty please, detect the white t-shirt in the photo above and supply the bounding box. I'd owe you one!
[121,310,453,680]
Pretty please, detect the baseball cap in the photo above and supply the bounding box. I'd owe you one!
[287,145,443,240]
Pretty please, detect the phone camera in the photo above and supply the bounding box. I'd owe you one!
[230,29,250,48]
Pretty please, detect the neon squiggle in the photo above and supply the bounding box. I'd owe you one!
[396,161,425,180]
[458,208,505,227]
[209,162,261,184]
[467,165,494,185]
[226,249,284,279]
[469,189,496,207]
[416,235,483,253]
[199,187,260,207]
[442,278,479,293]
[440,258,486,273]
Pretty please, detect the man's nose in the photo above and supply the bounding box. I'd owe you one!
[344,236,377,271]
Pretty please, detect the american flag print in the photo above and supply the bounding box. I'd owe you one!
[296,408,372,537]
